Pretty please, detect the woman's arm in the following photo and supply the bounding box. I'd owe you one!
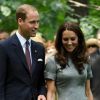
[85,80,93,100]
[46,79,56,100]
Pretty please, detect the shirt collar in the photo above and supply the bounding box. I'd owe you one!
[16,31,31,47]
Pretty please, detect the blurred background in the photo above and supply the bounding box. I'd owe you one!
[0,0,100,40]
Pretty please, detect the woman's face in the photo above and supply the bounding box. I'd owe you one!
[62,30,78,53]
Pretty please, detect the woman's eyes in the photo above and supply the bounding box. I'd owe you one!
[63,38,76,41]
[71,38,76,41]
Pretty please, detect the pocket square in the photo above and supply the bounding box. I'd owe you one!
[37,58,43,61]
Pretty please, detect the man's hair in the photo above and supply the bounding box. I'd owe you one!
[16,4,37,21]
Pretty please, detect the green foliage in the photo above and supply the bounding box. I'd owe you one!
[0,0,67,40]
[80,17,96,40]
[0,0,100,40]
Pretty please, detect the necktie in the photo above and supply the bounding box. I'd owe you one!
[25,40,32,73]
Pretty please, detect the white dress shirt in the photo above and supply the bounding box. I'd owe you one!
[16,31,32,64]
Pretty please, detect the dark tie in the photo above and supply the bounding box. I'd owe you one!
[25,40,32,73]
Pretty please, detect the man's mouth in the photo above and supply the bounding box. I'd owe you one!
[32,30,37,34]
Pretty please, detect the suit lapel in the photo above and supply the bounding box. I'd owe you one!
[31,41,38,73]
[11,34,31,76]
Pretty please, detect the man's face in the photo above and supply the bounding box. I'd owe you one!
[18,10,39,39]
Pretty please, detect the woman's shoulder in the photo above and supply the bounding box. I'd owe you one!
[83,63,92,71]
[45,55,57,78]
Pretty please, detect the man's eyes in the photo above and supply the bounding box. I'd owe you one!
[30,20,40,24]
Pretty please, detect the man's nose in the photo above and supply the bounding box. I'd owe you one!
[34,22,39,29]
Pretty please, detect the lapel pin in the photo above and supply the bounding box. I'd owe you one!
[35,50,37,53]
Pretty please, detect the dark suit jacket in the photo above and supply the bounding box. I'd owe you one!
[0,34,46,100]
[90,54,100,100]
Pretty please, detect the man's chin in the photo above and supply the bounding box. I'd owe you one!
[31,33,36,37]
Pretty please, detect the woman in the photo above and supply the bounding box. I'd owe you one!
[44,22,93,100]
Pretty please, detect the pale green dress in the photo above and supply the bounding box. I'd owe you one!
[44,56,92,100]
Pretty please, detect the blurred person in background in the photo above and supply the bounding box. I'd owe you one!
[91,56,100,100]
[86,38,100,65]
[45,40,56,63]
[87,31,100,100]
[44,22,93,100]
[31,32,46,47]
[96,29,100,48]
[0,30,9,41]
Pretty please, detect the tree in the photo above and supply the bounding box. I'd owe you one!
[0,0,100,40]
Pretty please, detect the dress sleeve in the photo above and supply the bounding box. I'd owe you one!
[87,64,93,79]
[44,56,57,80]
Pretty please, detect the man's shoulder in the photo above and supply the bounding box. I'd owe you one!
[31,40,45,49]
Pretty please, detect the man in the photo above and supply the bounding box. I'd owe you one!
[0,4,46,100]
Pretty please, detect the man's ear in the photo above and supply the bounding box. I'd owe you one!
[18,18,23,25]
